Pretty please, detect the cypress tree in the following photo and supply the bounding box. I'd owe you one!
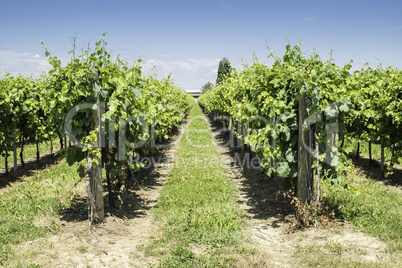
[216,58,232,85]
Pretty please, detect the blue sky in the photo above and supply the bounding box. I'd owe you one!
[1,0,402,89]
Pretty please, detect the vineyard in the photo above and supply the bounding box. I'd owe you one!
[0,35,193,221]
[199,44,402,193]
[0,38,401,267]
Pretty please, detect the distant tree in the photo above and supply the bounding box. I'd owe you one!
[216,58,232,85]
[201,81,214,94]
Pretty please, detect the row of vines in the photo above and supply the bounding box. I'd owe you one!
[0,34,194,221]
[198,43,402,201]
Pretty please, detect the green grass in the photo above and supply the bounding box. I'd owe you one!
[323,168,402,254]
[147,103,245,267]
[293,242,395,268]
[1,139,61,171]
[319,137,402,258]
[0,159,85,266]
[293,139,402,266]
[343,138,400,164]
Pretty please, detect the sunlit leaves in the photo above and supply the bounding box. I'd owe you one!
[0,35,194,192]
[198,43,361,184]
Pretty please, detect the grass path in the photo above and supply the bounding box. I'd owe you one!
[145,103,252,267]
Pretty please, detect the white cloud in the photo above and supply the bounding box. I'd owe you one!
[142,57,221,90]
[0,48,51,77]
[0,49,223,90]
[391,26,402,30]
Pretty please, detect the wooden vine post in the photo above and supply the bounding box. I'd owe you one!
[13,136,17,173]
[4,132,9,176]
[380,143,385,176]
[229,117,235,148]
[298,94,311,205]
[86,68,104,224]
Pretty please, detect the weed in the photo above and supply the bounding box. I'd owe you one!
[237,246,256,254]
[324,241,345,255]
[281,189,335,229]
[294,243,395,268]
[76,246,88,253]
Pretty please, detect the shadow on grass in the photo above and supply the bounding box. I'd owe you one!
[59,117,188,223]
[59,159,166,223]
[0,152,58,190]
[349,153,402,188]
[205,114,294,228]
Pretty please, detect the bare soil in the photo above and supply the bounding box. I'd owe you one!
[205,113,394,267]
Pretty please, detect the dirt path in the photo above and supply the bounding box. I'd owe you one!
[204,113,392,267]
[16,120,188,268]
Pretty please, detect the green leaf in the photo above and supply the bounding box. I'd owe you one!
[324,104,338,118]
[99,88,108,99]
[338,98,350,112]
[330,155,340,167]
[277,162,291,178]
[93,82,101,93]
[131,86,143,98]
